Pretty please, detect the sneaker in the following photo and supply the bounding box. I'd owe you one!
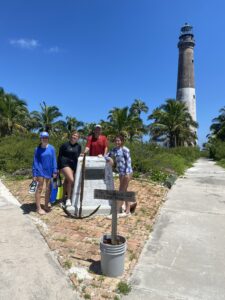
[65,199,72,207]
[119,207,125,213]
[118,212,131,218]
[106,213,120,220]
[118,212,127,218]
[29,181,38,194]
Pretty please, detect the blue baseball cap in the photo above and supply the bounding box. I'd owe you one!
[40,131,49,138]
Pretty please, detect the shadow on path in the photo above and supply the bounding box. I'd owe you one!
[72,256,102,275]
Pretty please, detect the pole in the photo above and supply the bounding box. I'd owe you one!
[111,201,117,245]
[78,153,86,218]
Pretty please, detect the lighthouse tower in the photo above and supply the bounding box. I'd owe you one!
[176,23,196,122]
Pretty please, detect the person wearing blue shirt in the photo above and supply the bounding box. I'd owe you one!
[32,131,57,215]
[105,134,133,217]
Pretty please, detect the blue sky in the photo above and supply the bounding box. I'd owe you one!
[0,0,225,145]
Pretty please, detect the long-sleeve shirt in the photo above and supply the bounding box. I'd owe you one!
[32,144,57,178]
[105,146,133,175]
[57,142,81,171]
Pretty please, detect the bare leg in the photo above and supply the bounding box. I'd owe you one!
[61,167,74,200]
[63,178,67,201]
[44,179,51,211]
[35,177,46,215]
[119,174,132,213]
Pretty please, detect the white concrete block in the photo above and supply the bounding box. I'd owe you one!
[71,157,114,215]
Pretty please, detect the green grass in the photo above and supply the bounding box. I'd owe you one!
[217,159,225,169]
[63,260,72,269]
[129,251,137,261]
[128,142,201,185]
[53,236,67,242]
[205,139,225,168]
[116,281,131,295]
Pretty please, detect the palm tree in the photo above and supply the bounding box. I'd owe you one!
[76,122,95,139]
[148,99,198,147]
[107,107,130,136]
[0,89,29,135]
[129,99,149,141]
[65,116,84,134]
[130,99,149,116]
[209,106,225,141]
[30,101,62,133]
[104,106,145,141]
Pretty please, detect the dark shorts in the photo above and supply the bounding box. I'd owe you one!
[60,162,77,172]
[59,157,77,172]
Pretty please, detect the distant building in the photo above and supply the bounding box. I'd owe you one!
[176,23,196,122]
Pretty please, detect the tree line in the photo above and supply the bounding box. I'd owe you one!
[0,86,201,147]
[204,106,225,163]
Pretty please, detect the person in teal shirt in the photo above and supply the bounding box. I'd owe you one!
[32,132,57,215]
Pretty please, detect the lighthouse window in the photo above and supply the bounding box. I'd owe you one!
[193,95,195,99]
[192,59,194,63]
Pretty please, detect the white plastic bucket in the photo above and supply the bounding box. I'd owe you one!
[100,234,126,277]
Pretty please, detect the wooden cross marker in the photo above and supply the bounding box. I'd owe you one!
[94,189,136,245]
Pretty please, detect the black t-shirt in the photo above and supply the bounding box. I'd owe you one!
[58,142,81,171]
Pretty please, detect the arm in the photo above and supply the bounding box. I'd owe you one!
[82,136,91,155]
[123,148,132,174]
[104,149,114,166]
[104,147,114,159]
[32,148,38,180]
[104,136,109,156]
[78,144,82,157]
[83,146,90,155]
[52,147,58,177]
[57,144,63,168]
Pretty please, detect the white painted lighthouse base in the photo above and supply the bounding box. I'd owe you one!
[177,87,196,122]
[69,156,114,216]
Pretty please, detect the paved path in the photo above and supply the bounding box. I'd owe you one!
[0,180,80,300]
[124,159,225,300]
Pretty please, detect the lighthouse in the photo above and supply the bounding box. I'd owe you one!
[176,23,196,122]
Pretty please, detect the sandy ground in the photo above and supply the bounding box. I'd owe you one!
[4,177,167,300]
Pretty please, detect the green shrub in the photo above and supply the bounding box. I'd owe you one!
[214,142,225,161]
[169,146,201,166]
[150,170,168,182]
[206,139,225,165]
[126,142,201,183]
[0,134,75,174]
[148,152,186,175]
[116,281,131,295]
[218,159,225,169]
[0,135,201,183]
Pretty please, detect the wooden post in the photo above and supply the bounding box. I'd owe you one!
[111,201,117,245]
[94,189,136,245]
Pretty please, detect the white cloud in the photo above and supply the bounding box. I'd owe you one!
[9,38,39,49]
[47,46,60,53]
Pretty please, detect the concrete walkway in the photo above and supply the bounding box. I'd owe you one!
[0,180,80,300]
[124,159,225,300]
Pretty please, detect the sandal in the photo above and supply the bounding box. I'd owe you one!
[130,202,137,214]
[44,207,52,213]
